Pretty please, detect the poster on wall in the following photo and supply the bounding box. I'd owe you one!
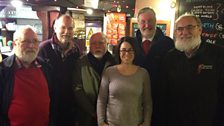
[86,23,102,46]
[72,14,85,39]
[178,0,224,45]
[105,13,126,45]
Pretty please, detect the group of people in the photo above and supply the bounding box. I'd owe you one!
[0,6,223,126]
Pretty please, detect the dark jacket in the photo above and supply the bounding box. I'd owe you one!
[135,27,174,126]
[135,28,174,84]
[0,55,52,126]
[162,42,224,126]
[38,36,80,126]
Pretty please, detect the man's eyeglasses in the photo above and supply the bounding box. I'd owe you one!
[90,41,105,45]
[175,25,199,32]
[120,49,134,54]
[19,39,39,46]
[139,20,154,25]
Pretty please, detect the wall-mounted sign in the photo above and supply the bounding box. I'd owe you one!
[0,6,38,19]
[72,14,85,39]
[178,0,224,45]
[105,13,126,45]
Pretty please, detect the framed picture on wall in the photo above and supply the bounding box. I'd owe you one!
[156,20,170,36]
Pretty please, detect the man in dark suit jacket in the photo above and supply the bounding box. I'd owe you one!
[135,7,174,126]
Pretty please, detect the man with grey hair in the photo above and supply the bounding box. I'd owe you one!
[0,26,52,126]
[162,13,224,126]
[135,7,174,126]
[73,32,115,126]
[38,14,80,126]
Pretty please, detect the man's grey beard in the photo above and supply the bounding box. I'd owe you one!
[61,35,72,44]
[92,47,107,59]
[175,36,201,52]
[93,53,104,59]
[22,52,38,64]
[16,50,38,64]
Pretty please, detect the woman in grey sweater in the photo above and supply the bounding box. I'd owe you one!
[97,36,152,126]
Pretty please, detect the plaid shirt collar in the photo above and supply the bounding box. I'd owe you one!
[15,57,41,69]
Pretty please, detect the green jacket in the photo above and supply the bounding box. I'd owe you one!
[73,52,115,115]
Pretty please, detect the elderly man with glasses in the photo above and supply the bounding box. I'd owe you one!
[162,13,224,126]
[135,7,174,126]
[0,26,52,126]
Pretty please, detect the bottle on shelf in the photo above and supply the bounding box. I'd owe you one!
[0,36,3,49]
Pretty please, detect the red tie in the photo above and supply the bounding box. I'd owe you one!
[142,40,151,55]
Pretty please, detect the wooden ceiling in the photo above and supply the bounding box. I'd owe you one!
[0,0,136,17]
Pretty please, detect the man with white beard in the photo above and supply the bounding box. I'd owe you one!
[0,26,52,126]
[73,32,115,126]
[174,14,202,58]
[162,14,224,126]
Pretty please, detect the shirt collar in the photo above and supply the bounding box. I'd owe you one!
[15,57,41,69]
[184,40,202,58]
[142,32,155,43]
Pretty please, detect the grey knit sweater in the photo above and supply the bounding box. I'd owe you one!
[97,65,152,126]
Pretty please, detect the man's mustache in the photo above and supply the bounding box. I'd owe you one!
[62,34,71,37]
[143,26,153,30]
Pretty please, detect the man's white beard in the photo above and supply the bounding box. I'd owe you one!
[22,52,38,64]
[16,50,38,64]
[92,49,107,59]
[93,53,104,59]
[175,36,201,52]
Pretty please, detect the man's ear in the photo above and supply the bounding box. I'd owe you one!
[13,40,18,46]
[53,25,57,32]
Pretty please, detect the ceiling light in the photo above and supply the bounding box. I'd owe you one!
[11,0,23,7]
[86,9,93,15]
[117,5,121,12]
